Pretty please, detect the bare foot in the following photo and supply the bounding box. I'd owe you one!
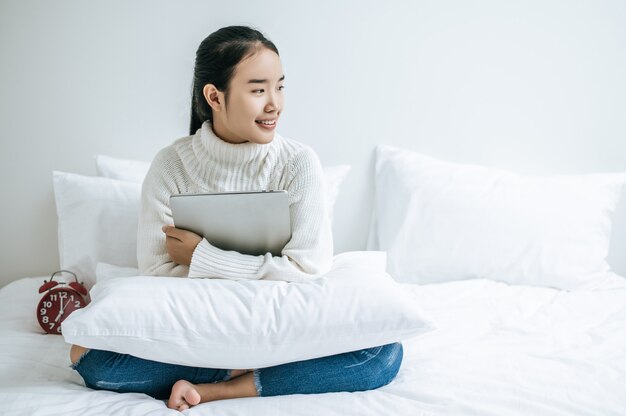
[167,380,202,411]
[167,372,257,409]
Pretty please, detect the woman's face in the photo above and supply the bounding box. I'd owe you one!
[204,47,285,144]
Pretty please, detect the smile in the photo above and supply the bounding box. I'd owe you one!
[255,119,277,130]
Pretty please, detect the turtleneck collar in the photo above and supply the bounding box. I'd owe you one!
[194,120,279,165]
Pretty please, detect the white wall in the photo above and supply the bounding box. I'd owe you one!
[1,0,625,288]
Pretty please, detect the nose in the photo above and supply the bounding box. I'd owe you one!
[264,90,281,114]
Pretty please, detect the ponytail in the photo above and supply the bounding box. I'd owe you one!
[189,91,205,135]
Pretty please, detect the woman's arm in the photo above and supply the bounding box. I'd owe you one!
[137,148,190,277]
[188,147,334,282]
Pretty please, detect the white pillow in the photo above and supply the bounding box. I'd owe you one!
[62,251,435,369]
[95,154,350,224]
[321,164,351,224]
[54,158,348,285]
[95,262,140,283]
[52,171,141,287]
[370,145,626,290]
[94,154,151,183]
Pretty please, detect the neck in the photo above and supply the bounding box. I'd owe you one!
[212,117,248,144]
[193,120,280,166]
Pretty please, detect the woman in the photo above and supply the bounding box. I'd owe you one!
[69,25,403,411]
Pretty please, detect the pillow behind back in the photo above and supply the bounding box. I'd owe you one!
[52,155,349,284]
[95,154,350,225]
[94,154,149,183]
[52,171,141,287]
[371,145,626,290]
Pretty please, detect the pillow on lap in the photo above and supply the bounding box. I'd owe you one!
[62,251,435,369]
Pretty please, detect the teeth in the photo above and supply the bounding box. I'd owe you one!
[256,120,275,125]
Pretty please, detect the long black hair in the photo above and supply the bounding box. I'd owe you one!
[189,26,280,135]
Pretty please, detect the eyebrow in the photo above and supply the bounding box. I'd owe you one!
[247,75,285,84]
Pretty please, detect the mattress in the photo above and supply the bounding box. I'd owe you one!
[1,274,626,416]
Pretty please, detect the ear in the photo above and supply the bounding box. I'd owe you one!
[203,84,224,113]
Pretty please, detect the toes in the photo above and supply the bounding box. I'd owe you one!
[166,399,188,411]
[168,379,202,410]
[184,388,201,406]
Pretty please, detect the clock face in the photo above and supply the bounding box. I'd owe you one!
[37,288,87,334]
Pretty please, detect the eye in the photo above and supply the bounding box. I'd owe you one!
[253,86,285,94]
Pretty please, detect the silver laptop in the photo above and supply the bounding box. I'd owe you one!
[170,190,291,256]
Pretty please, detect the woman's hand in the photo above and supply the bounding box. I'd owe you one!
[162,225,202,266]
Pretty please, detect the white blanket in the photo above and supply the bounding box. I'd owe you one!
[2,275,626,415]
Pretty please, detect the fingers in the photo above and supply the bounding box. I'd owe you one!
[162,224,183,241]
[163,224,202,243]
[163,225,202,265]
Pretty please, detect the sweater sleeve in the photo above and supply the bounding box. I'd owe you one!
[188,147,334,282]
[137,148,189,277]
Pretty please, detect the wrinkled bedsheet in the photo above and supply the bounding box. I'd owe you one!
[1,274,625,416]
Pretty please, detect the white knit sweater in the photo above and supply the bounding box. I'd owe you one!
[137,121,333,282]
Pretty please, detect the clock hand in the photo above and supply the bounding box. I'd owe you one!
[55,298,72,323]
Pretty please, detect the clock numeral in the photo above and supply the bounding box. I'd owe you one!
[44,301,52,308]
[57,326,62,334]
[59,292,67,299]
[40,308,46,315]
[49,322,54,329]
[50,294,57,301]
[42,316,48,324]
[75,301,81,308]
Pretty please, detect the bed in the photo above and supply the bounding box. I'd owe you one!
[2,146,626,415]
[3,273,626,415]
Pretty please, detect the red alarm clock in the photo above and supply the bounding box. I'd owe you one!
[37,270,90,335]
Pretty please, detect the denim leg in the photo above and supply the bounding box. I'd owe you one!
[254,342,403,397]
[71,349,230,400]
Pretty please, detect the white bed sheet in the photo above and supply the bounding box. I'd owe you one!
[1,274,626,416]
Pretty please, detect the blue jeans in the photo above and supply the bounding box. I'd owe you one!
[70,342,403,400]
